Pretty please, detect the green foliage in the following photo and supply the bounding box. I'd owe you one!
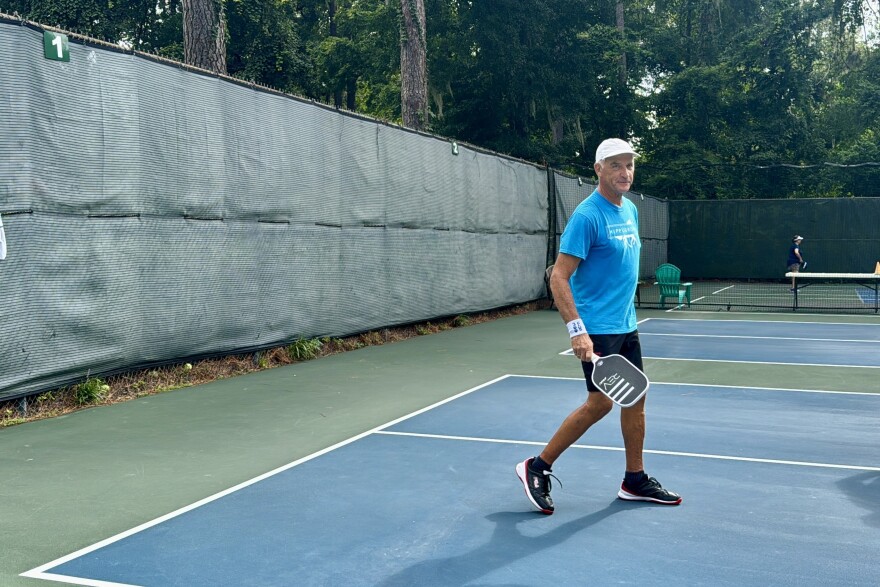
[637,0,880,199]
[5,0,879,198]
[74,376,108,405]
[452,315,470,327]
[286,338,323,362]
[226,0,309,93]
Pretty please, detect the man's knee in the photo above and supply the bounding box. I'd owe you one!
[585,392,614,418]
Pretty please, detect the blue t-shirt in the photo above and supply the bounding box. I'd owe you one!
[559,191,640,334]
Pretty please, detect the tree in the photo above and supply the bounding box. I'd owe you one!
[182,0,226,74]
[225,0,308,94]
[636,0,878,199]
[400,0,428,129]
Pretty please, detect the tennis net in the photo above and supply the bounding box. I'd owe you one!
[637,274,880,314]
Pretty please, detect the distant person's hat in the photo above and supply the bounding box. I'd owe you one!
[595,138,639,163]
[793,235,804,242]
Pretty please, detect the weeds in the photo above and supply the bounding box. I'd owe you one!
[287,338,323,361]
[74,376,109,405]
[0,302,543,427]
[453,315,471,327]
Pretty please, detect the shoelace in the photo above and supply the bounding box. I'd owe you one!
[536,470,562,493]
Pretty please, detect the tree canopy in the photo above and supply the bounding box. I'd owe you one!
[4,0,879,198]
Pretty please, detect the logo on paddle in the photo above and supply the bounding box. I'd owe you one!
[598,371,622,390]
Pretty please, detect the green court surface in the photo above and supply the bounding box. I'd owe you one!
[1,309,878,586]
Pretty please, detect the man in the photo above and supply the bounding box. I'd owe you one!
[516,138,681,514]
[787,236,805,292]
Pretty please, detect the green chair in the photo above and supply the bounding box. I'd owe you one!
[655,263,692,308]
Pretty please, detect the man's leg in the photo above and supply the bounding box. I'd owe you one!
[516,392,612,514]
[540,393,613,464]
[620,395,646,473]
[615,331,681,505]
[517,335,621,514]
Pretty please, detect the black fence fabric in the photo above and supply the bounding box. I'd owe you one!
[669,198,880,279]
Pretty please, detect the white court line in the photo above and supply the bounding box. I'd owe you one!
[509,373,880,396]
[376,430,880,472]
[643,356,880,368]
[641,317,880,327]
[15,575,139,587]
[21,375,517,585]
[20,374,880,585]
[654,308,880,319]
[556,348,880,367]
[560,316,880,358]
[640,332,878,344]
[559,346,880,369]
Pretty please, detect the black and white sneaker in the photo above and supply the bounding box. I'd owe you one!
[618,476,682,505]
[516,458,556,515]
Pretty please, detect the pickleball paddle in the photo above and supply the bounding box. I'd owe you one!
[590,353,649,407]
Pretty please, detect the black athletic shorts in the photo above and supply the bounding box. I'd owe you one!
[580,330,643,392]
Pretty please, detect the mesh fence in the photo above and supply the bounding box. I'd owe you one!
[0,18,548,401]
[549,170,669,281]
[665,198,880,314]
[635,277,880,314]
[3,16,876,402]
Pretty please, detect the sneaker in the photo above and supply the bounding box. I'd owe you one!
[618,476,682,505]
[516,458,556,514]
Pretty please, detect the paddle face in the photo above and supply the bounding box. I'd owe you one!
[590,353,649,407]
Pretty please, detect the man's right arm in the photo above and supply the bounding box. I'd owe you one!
[550,252,594,361]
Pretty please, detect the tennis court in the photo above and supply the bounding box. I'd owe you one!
[3,309,879,586]
[638,277,880,313]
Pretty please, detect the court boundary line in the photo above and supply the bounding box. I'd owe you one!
[560,317,880,366]
[640,333,878,344]
[557,347,880,367]
[20,374,516,586]
[640,317,880,327]
[375,430,880,473]
[656,308,880,319]
[644,356,880,368]
[509,374,880,396]
[19,373,880,585]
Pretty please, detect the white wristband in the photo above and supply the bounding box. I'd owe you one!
[566,319,586,338]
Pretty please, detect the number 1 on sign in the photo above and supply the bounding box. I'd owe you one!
[52,34,64,58]
[43,31,70,61]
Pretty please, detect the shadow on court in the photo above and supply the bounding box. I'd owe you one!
[837,471,880,528]
[377,500,649,586]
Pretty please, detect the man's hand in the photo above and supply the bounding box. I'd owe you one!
[571,333,594,362]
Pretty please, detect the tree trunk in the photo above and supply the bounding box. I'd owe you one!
[400,0,428,130]
[182,0,227,74]
[329,1,343,108]
[616,0,626,89]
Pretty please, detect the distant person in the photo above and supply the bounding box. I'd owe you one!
[515,138,681,515]
[787,235,805,292]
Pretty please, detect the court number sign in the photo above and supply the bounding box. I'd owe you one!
[43,31,70,62]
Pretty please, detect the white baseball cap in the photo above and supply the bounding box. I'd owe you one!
[793,235,804,241]
[595,138,639,163]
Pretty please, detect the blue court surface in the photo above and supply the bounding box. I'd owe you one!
[855,288,879,306]
[638,318,880,367]
[24,375,880,586]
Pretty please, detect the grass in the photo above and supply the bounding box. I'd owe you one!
[0,303,544,428]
